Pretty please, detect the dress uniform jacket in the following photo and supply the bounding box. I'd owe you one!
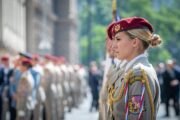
[43,62,57,120]
[99,63,116,120]
[0,67,14,120]
[71,67,82,107]
[108,54,160,120]
[32,65,44,120]
[60,65,73,112]
[16,70,34,120]
[54,65,64,119]
[99,60,126,120]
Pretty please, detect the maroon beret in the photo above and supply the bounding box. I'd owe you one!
[107,22,116,40]
[50,55,59,63]
[112,17,153,34]
[44,54,52,60]
[59,56,66,63]
[21,59,32,66]
[1,55,9,61]
[32,54,39,61]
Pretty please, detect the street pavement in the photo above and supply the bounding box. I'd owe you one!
[65,92,179,120]
[65,92,98,120]
[157,104,179,120]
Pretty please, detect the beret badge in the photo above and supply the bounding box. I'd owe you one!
[114,24,120,32]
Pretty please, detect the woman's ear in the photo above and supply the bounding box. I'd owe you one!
[132,38,140,48]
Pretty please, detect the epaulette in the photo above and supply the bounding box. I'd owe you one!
[108,66,155,120]
[126,67,147,85]
[124,67,155,120]
[106,64,116,78]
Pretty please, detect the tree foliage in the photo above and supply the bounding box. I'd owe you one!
[78,0,180,65]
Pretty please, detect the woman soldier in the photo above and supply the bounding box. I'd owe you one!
[99,22,127,120]
[107,17,161,120]
[99,22,117,120]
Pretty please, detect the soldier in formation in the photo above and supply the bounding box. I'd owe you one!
[0,52,88,120]
[99,22,127,120]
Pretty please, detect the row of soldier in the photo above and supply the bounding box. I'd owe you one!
[0,52,88,120]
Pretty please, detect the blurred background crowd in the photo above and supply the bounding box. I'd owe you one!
[0,52,89,120]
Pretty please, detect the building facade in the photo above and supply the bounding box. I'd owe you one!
[26,0,79,63]
[0,0,79,63]
[53,0,79,63]
[26,0,57,55]
[0,0,26,55]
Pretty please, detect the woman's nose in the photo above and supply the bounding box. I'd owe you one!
[112,40,117,50]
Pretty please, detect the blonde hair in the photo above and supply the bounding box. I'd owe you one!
[125,29,162,49]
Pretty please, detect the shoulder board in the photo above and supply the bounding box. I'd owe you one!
[107,64,117,77]
[125,67,147,85]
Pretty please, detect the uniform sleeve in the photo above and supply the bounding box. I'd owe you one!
[127,68,156,120]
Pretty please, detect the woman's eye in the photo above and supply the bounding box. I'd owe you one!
[116,38,121,41]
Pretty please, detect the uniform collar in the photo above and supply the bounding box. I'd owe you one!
[114,58,120,66]
[125,53,148,72]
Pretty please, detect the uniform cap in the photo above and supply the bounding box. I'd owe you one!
[19,52,32,59]
[112,17,153,35]
[58,56,66,63]
[50,55,59,63]
[21,58,32,66]
[107,22,116,40]
[32,54,39,61]
[44,54,52,60]
[1,55,9,61]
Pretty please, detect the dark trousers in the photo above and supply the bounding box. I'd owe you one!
[42,104,46,120]
[0,97,2,120]
[165,92,179,116]
[90,90,99,111]
[9,106,16,120]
